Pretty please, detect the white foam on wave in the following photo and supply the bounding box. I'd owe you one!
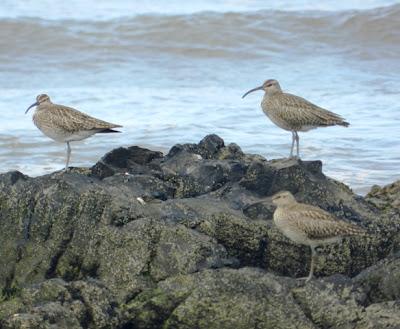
[0,0,398,20]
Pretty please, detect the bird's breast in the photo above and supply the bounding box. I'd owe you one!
[273,208,309,245]
[33,111,69,142]
[261,98,293,131]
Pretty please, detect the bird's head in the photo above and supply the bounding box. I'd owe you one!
[271,190,296,206]
[242,79,282,98]
[25,94,51,114]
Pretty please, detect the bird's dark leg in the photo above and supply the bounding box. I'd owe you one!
[294,131,300,158]
[65,142,71,171]
[290,131,295,158]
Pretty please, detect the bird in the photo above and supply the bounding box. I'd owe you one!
[271,190,368,282]
[25,94,122,171]
[242,79,349,158]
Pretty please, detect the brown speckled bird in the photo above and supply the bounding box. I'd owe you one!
[242,79,349,158]
[26,94,122,171]
[271,191,368,282]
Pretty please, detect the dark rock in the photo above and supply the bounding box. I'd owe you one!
[165,143,199,160]
[267,158,324,195]
[162,150,203,175]
[353,252,400,304]
[165,134,225,161]
[355,301,400,329]
[103,174,176,201]
[198,134,225,158]
[239,159,275,196]
[0,170,28,186]
[92,146,163,179]
[121,268,315,329]
[216,143,245,160]
[161,150,246,198]
[1,134,400,329]
[242,200,275,220]
[0,278,117,329]
[291,277,364,328]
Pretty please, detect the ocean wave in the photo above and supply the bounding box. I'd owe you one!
[0,0,398,20]
[0,4,399,61]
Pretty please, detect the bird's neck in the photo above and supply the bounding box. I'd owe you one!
[274,204,285,211]
[275,201,297,209]
[265,89,282,98]
[37,101,52,109]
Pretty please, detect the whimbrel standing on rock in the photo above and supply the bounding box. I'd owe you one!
[271,191,368,282]
[25,94,122,171]
[242,79,349,158]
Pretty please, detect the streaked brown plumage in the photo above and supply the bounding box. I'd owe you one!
[242,79,349,158]
[271,191,368,282]
[25,94,122,171]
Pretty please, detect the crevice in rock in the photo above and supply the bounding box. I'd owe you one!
[15,195,38,262]
[119,289,193,329]
[81,262,100,279]
[160,292,192,328]
[291,291,323,329]
[45,229,75,279]
[66,286,94,329]
[22,196,37,241]
[1,267,19,300]
[139,219,162,280]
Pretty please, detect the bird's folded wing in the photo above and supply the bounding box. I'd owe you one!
[278,93,347,126]
[286,206,366,240]
[50,105,121,132]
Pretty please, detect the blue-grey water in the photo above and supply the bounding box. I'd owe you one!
[0,1,399,194]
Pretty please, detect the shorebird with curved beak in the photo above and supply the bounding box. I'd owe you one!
[26,94,122,171]
[271,191,369,282]
[242,79,349,158]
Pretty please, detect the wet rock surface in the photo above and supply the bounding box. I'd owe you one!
[0,134,399,328]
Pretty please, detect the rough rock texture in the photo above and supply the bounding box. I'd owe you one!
[0,135,399,328]
[366,180,400,212]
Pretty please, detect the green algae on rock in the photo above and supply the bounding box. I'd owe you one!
[1,135,399,328]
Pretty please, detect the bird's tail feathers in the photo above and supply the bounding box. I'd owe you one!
[338,121,350,127]
[98,128,121,133]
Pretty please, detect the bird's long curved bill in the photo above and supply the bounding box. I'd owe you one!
[25,102,38,114]
[242,86,264,98]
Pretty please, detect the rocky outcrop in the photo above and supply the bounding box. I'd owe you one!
[0,135,399,328]
[366,180,400,212]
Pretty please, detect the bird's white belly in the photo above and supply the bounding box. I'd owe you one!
[64,130,97,142]
[34,121,96,142]
[282,227,309,245]
[310,236,342,246]
[34,124,66,142]
[274,217,309,245]
[297,125,317,132]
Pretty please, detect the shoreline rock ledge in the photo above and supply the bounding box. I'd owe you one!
[1,134,399,329]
